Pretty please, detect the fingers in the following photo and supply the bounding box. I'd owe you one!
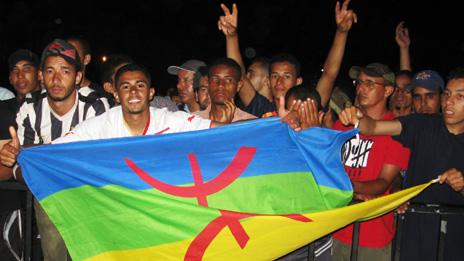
[341,0,351,11]
[9,127,19,148]
[232,3,238,16]
[0,143,19,167]
[335,1,340,15]
[277,96,289,117]
[220,3,231,16]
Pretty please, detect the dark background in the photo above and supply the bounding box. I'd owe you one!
[1,0,463,95]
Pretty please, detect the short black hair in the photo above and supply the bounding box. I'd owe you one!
[395,70,413,79]
[114,63,152,88]
[100,54,134,84]
[447,67,464,81]
[269,53,301,77]
[250,57,270,75]
[66,36,91,56]
[284,84,322,111]
[208,57,241,81]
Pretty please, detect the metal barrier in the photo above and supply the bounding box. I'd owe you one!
[0,181,33,261]
[350,203,464,261]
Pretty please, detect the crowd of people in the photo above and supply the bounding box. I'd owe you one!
[0,1,463,260]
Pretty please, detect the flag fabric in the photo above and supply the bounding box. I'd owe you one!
[18,118,425,260]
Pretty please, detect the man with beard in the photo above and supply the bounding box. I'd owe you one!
[0,38,107,260]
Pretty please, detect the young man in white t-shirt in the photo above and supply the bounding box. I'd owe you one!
[55,63,230,143]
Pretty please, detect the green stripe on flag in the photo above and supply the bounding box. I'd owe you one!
[40,172,351,260]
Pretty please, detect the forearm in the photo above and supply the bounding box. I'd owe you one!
[352,179,391,195]
[317,30,348,107]
[226,35,246,77]
[0,164,13,181]
[399,47,412,71]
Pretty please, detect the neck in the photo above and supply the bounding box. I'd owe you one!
[186,100,200,112]
[258,87,273,102]
[362,102,389,120]
[48,90,77,116]
[80,75,91,88]
[446,122,464,135]
[122,109,150,136]
[393,105,412,117]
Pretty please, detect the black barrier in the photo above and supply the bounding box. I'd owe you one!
[349,203,464,261]
[0,181,33,261]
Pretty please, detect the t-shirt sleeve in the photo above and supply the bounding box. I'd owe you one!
[384,137,410,170]
[392,114,426,149]
[53,120,98,144]
[16,103,34,146]
[170,111,211,132]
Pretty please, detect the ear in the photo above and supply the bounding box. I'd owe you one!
[84,54,91,66]
[103,82,114,94]
[75,71,83,85]
[296,77,303,86]
[384,85,394,98]
[237,79,244,92]
[113,91,120,104]
[149,87,155,100]
[263,76,270,88]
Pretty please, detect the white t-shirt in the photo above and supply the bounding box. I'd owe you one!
[54,106,211,143]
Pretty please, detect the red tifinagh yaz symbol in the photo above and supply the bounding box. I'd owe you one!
[125,146,311,261]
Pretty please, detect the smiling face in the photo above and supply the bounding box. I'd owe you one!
[441,79,464,134]
[114,70,154,115]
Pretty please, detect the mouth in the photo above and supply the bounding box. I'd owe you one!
[443,108,454,116]
[128,98,141,104]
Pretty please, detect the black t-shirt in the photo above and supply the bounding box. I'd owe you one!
[393,113,464,206]
[0,98,18,139]
[236,92,276,118]
[0,98,23,212]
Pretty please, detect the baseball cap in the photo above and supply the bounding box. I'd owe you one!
[8,49,39,71]
[349,63,395,86]
[409,70,444,92]
[167,59,206,75]
[40,39,82,70]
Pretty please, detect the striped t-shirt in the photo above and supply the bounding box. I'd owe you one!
[16,90,107,145]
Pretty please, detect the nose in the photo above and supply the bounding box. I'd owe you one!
[52,72,61,83]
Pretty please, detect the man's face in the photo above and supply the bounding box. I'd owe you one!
[247,62,268,91]
[441,79,464,131]
[413,86,441,114]
[177,70,195,104]
[115,70,154,115]
[9,60,40,96]
[208,64,240,105]
[40,56,81,102]
[391,75,412,108]
[196,76,210,110]
[355,72,391,109]
[270,62,301,99]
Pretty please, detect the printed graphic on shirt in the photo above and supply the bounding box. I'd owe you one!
[341,138,374,177]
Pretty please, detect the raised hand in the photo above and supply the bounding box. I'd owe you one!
[218,3,238,37]
[298,99,322,129]
[339,106,363,126]
[0,127,20,167]
[213,100,236,124]
[335,0,358,32]
[395,21,410,49]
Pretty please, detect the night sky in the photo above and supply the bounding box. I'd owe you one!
[1,0,463,95]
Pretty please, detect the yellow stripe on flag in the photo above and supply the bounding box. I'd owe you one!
[87,182,431,261]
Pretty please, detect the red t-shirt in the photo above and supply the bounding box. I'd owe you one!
[333,112,410,248]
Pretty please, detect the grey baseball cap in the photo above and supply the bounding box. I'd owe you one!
[167,59,206,75]
[349,62,395,86]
